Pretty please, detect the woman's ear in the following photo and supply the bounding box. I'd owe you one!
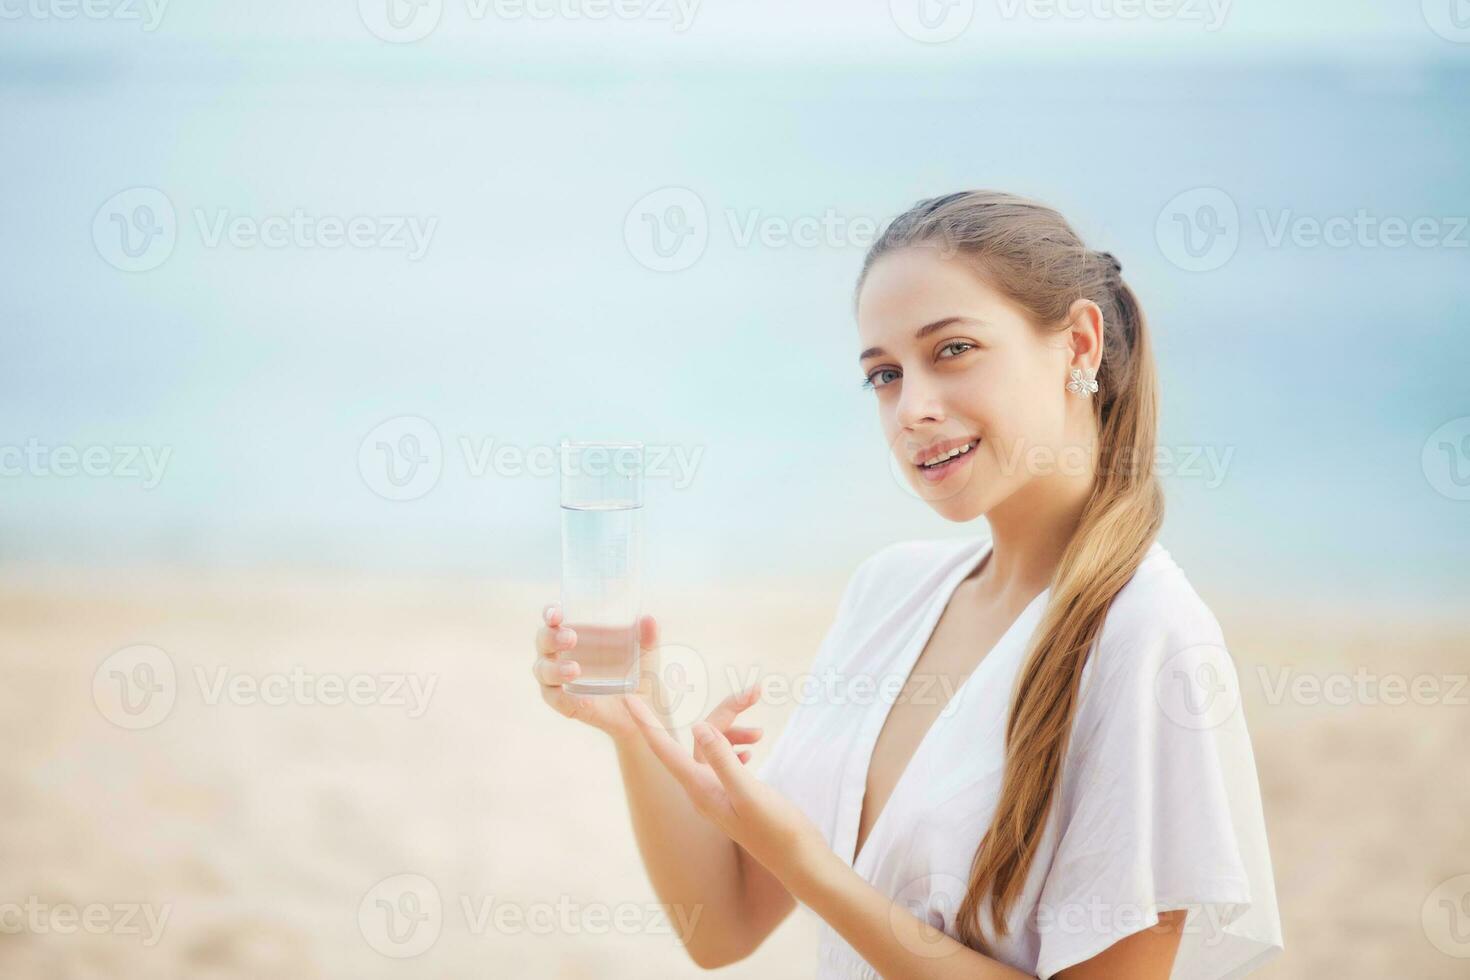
[1064,298,1105,375]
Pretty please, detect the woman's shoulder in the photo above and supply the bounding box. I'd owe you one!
[827,536,985,634]
[858,535,982,577]
[1088,539,1232,686]
[847,535,984,600]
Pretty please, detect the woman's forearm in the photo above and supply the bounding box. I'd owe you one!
[612,708,753,967]
[783,842,1034,980]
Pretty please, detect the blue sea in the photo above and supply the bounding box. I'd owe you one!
[2,8,1467,606]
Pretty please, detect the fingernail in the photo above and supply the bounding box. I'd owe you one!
[557,627,576,645]
[543,605,555,620]
[559,662,578,678]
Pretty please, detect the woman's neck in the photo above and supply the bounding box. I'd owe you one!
[972,470,1095,604]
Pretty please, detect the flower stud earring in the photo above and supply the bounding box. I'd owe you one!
[1066,367,1099,396]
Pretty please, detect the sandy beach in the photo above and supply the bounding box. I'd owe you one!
[1,565,1465,978]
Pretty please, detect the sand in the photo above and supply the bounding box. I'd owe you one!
[0,565,1464,978]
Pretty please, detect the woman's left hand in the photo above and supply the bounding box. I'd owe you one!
[620,690,827,879]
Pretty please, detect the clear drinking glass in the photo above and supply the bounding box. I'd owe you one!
[560,441,643,695]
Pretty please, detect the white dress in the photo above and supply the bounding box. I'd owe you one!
[756,535,1283,979]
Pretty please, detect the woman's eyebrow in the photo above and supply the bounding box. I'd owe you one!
[858,316,981,362]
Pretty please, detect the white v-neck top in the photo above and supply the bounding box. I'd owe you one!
[757,535,1283,979]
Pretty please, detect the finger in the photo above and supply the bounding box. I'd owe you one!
[533,655,580,687]
[691,725,760,766]
[692,722,751,794]
[737,749,751,765]
[622,695,718,796]
[637,613,659,652]
[543,603,563,628]
[536,625,578,657]
[705,683,761,731]
[723,726,764,746]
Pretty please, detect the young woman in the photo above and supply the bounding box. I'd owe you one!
[532,191,1283,978]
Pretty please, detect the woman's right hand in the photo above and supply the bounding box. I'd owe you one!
[532,603,765,760]
[533,602,656,741]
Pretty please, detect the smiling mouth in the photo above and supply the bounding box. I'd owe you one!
[913,440,980,485]
[916,439,979,470]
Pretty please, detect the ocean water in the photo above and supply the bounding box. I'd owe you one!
[1,28,1466,606]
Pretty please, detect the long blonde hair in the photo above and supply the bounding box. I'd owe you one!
[856,191,1165,951]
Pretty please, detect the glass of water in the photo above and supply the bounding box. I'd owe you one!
[560,441,643,695]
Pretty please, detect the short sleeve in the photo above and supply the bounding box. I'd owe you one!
[755,546,887,787]
[1033,635,1284,979]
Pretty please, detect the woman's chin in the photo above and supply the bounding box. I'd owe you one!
[912,480,989,522]
[932,501,987,523]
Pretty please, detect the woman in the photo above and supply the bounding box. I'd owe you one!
[532,191,1283,978]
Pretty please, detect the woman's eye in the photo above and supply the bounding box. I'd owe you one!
[938,340,975,359]
[862,368,900,390]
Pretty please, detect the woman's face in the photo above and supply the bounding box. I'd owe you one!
[855,246,1098,522]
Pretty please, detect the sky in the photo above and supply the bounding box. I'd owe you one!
[2,2,1468,607]
[0,0,1457,56]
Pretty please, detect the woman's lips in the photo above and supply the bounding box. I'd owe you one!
[915,440,978,484]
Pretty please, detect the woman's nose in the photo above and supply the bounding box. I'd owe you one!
[896,375,945,427]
